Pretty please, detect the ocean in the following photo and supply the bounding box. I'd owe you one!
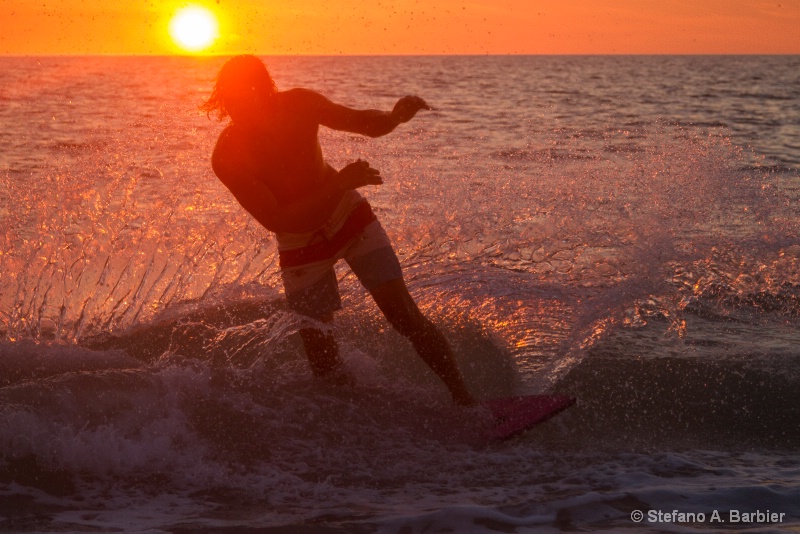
[1,55,799,532]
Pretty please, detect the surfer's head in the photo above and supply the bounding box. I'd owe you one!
[201,55,277,122]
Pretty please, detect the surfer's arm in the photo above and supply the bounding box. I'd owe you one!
[290,88,430,138]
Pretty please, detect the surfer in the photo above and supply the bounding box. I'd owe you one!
[202,55,475,406]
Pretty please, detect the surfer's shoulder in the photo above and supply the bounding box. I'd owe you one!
[216,122,246,145]
[280,87,326,103]
[279,88,334,117]
[211,124,251,179]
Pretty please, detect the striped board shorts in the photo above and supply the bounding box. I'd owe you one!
[276,190,403,320]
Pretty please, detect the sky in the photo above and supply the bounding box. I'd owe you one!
[1,0,798,55]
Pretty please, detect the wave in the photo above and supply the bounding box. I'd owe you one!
[1,312,797,530]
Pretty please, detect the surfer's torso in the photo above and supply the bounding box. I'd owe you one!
[212,89,343,232]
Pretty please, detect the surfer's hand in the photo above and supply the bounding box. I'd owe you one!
[337,159,383,190]
[390,95,431,124]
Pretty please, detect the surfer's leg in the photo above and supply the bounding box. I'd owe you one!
[344,222,474,405]
[368,278,475,406]
[298,316,342,379]
[282,262,346,380]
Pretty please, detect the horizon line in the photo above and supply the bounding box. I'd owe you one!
[2,52,799,58]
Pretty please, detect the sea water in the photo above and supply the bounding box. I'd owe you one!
[1,55,799,532]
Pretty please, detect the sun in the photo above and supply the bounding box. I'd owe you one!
[169,5,219,53]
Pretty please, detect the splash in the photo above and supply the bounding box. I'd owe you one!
[0,148,281,343]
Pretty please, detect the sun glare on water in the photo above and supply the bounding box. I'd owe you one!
[169,5,219,53]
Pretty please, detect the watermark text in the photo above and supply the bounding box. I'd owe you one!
[630,509,786,524]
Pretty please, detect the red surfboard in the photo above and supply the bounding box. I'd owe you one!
[482,394,575,442]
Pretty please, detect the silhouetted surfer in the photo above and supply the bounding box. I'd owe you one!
[203,55,474,405]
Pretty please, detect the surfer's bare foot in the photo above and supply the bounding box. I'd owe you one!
[453,391,477,407]
[322,366,357,388]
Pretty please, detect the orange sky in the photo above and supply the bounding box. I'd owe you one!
[1,0,798,55]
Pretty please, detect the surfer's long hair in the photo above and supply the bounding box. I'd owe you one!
[201,55,277,122]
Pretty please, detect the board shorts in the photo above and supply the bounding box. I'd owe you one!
[276,190,403,320]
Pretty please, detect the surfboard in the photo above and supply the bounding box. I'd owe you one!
[482,394,575,442]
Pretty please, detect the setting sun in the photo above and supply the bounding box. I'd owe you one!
[169,5,218,53]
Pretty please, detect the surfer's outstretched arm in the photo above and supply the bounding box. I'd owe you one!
[291,89,430,138]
